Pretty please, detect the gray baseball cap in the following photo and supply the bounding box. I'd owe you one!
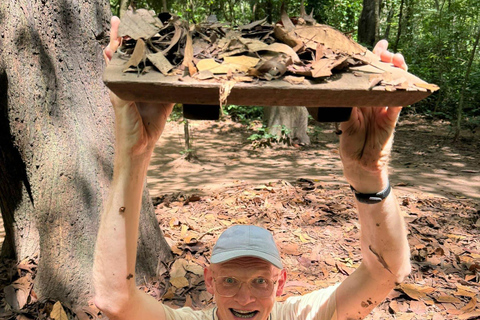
[211,225,283,269]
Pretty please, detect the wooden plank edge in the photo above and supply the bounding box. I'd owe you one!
[105,80,433,107]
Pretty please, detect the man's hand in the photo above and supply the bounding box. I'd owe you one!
[339,40,407,193]
[104,16,174,157]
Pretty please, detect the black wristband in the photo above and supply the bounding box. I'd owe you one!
[350,181,391,204]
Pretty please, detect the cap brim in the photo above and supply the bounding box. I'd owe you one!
[210,249,283,269]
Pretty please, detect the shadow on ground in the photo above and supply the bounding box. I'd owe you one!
[148,116,480,202]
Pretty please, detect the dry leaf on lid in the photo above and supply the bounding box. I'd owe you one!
[162,24,183,55]
[147,52,174,75]
[118,9,162,40]
[123,38,147,72]
[196,59,221,71]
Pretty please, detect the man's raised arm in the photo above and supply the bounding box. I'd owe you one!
[333,41,412,320]
[93,16,174,320]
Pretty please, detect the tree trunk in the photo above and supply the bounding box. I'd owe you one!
[383,5,395,40]
[0,0,172,311]
[454,25,480,141]
[265,0,273,24]
[263,107,311,145]
[120,0,129,18]
[358,0,380,47]
[393,0,405,52]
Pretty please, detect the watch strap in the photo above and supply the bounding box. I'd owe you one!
[350,181,391,204]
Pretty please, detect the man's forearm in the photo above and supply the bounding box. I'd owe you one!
[93,152,151,313]
[355,181,411,283]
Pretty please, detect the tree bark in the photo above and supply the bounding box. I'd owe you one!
[358,0,380,47]
[263,106,311,145]
[393,0,405,52]
[0,0,172,310]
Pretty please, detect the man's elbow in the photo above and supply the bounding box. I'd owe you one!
[94,292,132,319]
[394,260,412,284]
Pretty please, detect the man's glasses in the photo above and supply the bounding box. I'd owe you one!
[213,276,278,298]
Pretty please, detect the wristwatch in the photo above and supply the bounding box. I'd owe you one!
[350,182,392,204]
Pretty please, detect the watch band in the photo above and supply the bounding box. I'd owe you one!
[350,181,391,204]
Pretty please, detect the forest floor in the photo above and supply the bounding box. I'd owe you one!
[0,113,479,319]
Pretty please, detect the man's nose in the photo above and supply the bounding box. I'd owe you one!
[234,283,256,305]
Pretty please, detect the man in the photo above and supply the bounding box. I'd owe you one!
[93,16,411,320]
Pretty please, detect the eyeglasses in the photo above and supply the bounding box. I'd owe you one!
[213,276,278,298]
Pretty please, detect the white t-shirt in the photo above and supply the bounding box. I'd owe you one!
[163,285,339,320]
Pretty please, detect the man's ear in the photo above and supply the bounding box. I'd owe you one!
[204,266,215,295]
[276,269,287,297]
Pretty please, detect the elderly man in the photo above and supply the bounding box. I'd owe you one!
[93,16,411,320]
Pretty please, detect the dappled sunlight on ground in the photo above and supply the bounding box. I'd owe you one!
[148,115,480,201]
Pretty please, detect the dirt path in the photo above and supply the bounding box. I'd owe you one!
[147,115,480,201]
[0,116,478,252]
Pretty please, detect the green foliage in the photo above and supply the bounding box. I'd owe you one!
[168,104,184,122]
[306,0,362,36]
[224,105,263,124]
[247,125,291,149]
[380,0,480,124]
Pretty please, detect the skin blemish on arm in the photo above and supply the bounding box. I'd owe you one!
[119,206,125,213]
[369,245,393,274]
[126,273,133,280]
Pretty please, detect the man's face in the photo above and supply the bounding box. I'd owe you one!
[204,257,286,320]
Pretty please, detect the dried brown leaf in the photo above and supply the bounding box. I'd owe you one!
[436,294,462,304]
[409,300,427,314]
[146,52,173,75]
[283,75,306,85]
[196,59,221,71]
[414,82,440,92]
[294,25,366,54]
[224,56,260,68]
[233,75,254,82]
[273,25,302,49]
[170,258,188,278]
[244,39,269,52]
[196,70,215,80]
[460,296,477,312]
[50,301,68,320]
[239,17,268,31]
[399,283,435,303]
[185,262,204,276]
[162,24,183,55]
[280,3,295,32]
[311,56,348,78]
[281,243,301,256]
[219,80,236,107]
[170,276,189,288]
[123,39,146,72]
[118,9,162,40]
[458,311,480,319]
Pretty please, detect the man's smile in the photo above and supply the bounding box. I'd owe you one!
[230,309,259,319]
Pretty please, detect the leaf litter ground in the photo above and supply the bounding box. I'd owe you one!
[0,115,479,319]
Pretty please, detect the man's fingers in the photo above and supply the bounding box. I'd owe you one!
[386,106,402,124]
[373,39,389,57]
[109,16,122,52]
[104,16,122,64]
[380,50,394,63]
[392,53,408,71]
